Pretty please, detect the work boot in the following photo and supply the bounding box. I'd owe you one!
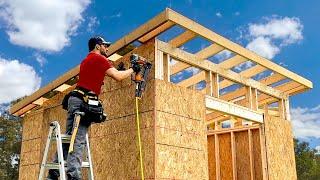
[46,169,59,180]
[67,173,81,180]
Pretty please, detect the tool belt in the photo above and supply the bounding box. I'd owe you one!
[62,87,107,123]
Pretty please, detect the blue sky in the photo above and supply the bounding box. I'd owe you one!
[0,0,319,149]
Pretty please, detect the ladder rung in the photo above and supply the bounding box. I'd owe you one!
[44,161,91,170]
[51,134,71,143]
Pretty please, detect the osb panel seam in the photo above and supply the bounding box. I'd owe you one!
[156,126,201,136]
[106,109,154,121]
[90,127,153,139]
[156,109,202,121]
[156,142,205,151]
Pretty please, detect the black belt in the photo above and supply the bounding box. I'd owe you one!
[72,86,98,103]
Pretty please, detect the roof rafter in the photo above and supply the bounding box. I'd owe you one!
[166,8,313,89]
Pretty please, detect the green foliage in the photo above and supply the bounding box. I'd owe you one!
[0,114,22,180]
[295,138,320,180]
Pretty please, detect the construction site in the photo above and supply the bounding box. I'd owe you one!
[10,8,313,180]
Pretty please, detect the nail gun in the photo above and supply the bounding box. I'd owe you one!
[130,54,152,98]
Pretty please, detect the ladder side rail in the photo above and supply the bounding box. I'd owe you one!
[38,125,54,180]
[86,133,94,180]
[55,122,67,180]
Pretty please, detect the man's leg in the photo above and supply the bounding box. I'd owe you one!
[66,123,88,179]
[47,96,82,179]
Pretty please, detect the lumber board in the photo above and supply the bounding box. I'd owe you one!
[170,44,224,76]
[195,43,225,59]
[219,55,247,69]
[54,84,71,92]
[205,95,263,123]
[219,65,267,89]
[168,30,197,48]
[177,70,206,87]
[166,8,313,89]
[157,40,286,99]
[138,21,175,43]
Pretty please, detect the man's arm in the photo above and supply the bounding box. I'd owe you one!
[106,67,134,81]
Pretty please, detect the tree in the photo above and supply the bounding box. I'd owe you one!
[0,113,22,179]
[294,138,320,180]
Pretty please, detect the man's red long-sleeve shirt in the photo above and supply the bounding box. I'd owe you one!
[77,52,113,95]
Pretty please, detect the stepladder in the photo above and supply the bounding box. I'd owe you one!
[38,112,94,180]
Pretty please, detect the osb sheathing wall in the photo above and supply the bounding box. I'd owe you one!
[19,39,209,179]
[264,115,297,180]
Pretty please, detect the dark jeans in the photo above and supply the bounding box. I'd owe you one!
[48,96,90,179]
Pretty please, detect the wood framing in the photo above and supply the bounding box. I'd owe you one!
[166,8,313,89]
[10,8,312,117]
[205,95,264,123]
[157,40,286,99]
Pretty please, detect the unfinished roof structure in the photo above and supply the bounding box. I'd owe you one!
[14,8,312,180]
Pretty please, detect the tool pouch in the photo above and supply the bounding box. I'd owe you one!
[62,90,107,124]
[80,100,107,124]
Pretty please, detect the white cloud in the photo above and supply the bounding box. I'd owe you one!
[246,36,280,59]
[0,57,41,104]
[0,0,90,52]
[234,16,303,71]
[33,52,46,67]
[215,50,232,62]
[216,12,222,18]
[110,12,122,19]
[291,105,320,139]
[185,67,200,75]
[87,16,99,33]
[234,12,240,16]
[248,16,303,45]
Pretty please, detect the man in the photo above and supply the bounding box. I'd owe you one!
[47,36,140,180]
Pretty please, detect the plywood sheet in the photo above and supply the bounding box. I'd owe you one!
[264,115,297,180]
[252,129,263,180]
[219,133,233,180]
[235,131,251,180]
[155,80,205,120]
[22,109,43,140]
[20,138,42,166]
[90,127,155,179]
[155,111,206,150]
[19,164,40,180]
[207,135,216,180]
[156,144,208,179]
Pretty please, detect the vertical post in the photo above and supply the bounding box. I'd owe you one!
[215,134,221,180]
[246,86,253,109]
[248,129,254,180]
[284,98,291,121]
[259,126,269,179]
[231,132,237,180]
[252,88,258,111]
[212,73,220,98]
[163,53,170,82]
[278,99,285,119]
[155,50,164,80]
[206,71,213,96]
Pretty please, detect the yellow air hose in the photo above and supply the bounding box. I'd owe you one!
[135,97,145,180]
